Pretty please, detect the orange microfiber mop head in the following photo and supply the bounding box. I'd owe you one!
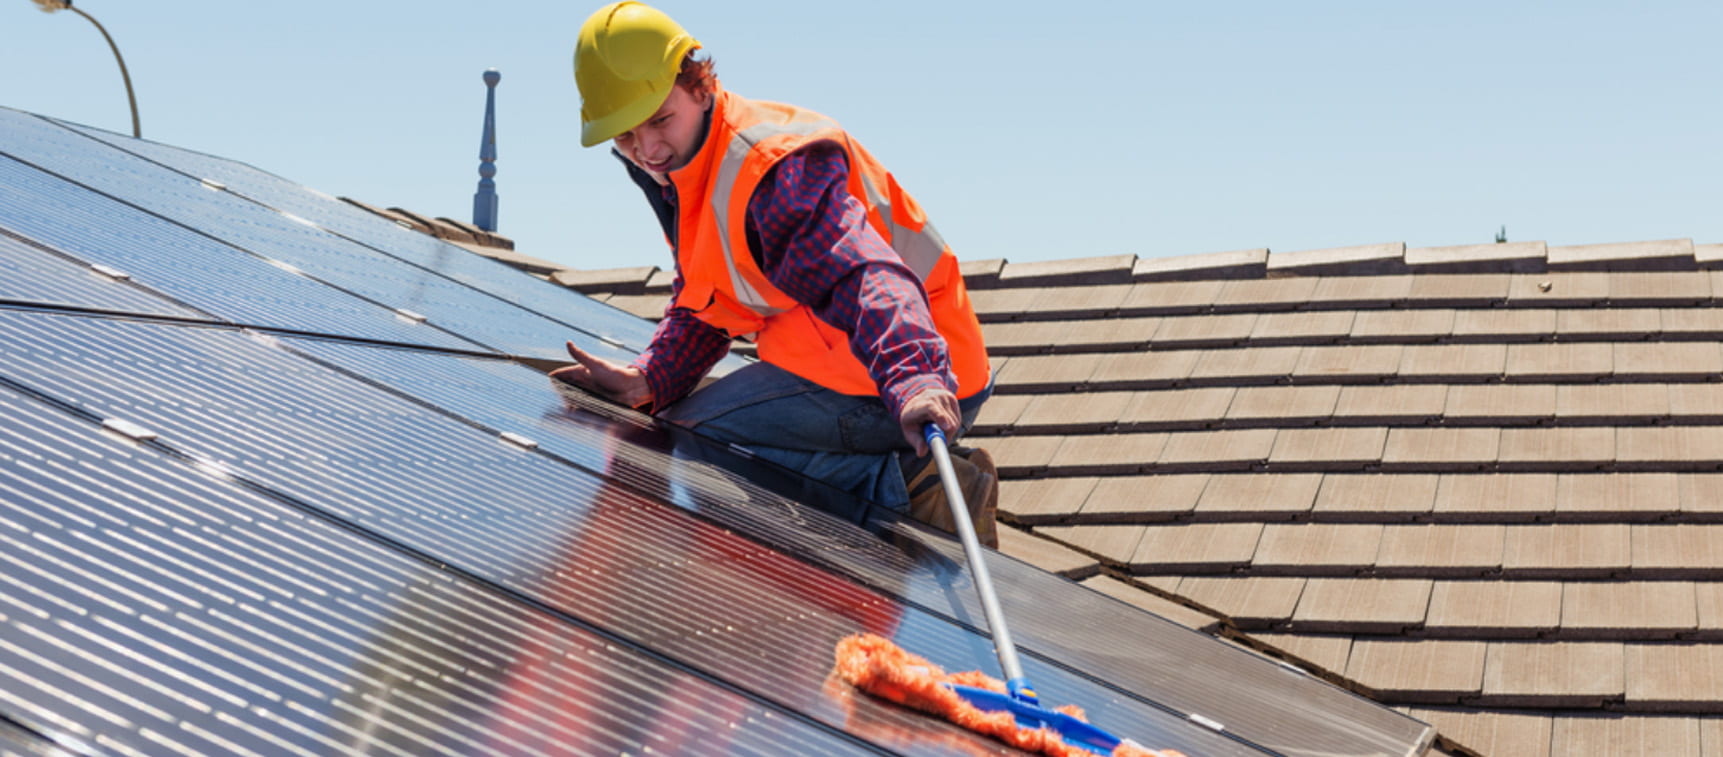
[833,633,1187,757]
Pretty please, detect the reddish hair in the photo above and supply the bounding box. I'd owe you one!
[676,51,717,96]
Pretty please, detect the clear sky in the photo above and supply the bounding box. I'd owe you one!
[4,1,1718,273]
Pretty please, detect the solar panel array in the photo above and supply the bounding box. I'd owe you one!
[0,107,1433,756]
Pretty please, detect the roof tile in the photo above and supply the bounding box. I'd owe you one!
[1678,474,1723,514]
[1020,283,1135,319]
[1194,473,1324,517]
[1079,575,1221,631]
[967,287,1044,320]
[1130,522,1266,572]
[970,393,1032,433]
[1399,343,1507,382]
[1555,307,1663,339]
[1450,308,1557,342]
[1089,350,1201,388]
[1117,279,1227,314]
[1015,391,1137,433]
[1632,525,1723,576]
[1120,387,1236,430]
[1247,631,1353,673]
[1249,310,1357,344]
[1504,342,1614,381]
[1157,428,1279,470]
[1508,271,1611,307]
[983,434,1068,476]
[1667,384,1723,422]
[1267,242,1407,276]
[1050,432,1171,475]
[1659,307,1723,339]
[1550,713,1704,756]
[1036,524,1147,565]
[1188,346,1303,384]
[1444,384,1557,425]
[1435,474,1559,521]
[1481,642,1625,706]
[1079,474,1209,521]
[1408,708,1552,757]
[548,265,658,294]
[1503,525,1631,578]
[959,257,1006,286]
[997,526,1101,578]
[1292,578,1433,632]
[1268,427,1388,469]
[1697,583,1723,629]
[1292,344,1405,383]
[1382,428,1500,470]
[1613,342,1723,381]
[1224,385,1341,425]
[1333,385,1448,424]
[1610,271,1712,305]
[1496,427,1616,470]
[1547,238,1695,271]
[1406,274,1511,307]
[1179,577,1308,627]
[995,254,1138,287]
[1375,525,1506,576]
[1313,474,1440,519]
[1151,313,1257,347]
[1616,427,1723,469]
[1556,384,1671,423]
[1555,473,1680,520]
[1132,248,1268,282]
[1212,277,1321,312]
[1346,639,1487,702]
[1624,645,1723,712]
[1349,308,1456,342]
[1252,524,1384,574]
[998,476,1100,523]
[1426,581,1562,636]
[1561,582,1697,639]
[1308,274,1414,308]
[1404,241,1547,273]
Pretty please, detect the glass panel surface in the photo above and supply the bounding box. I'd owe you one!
[0,229,204,319]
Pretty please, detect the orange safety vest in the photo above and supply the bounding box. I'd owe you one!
[666,88,990,399]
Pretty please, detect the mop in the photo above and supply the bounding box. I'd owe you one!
[835,425,1187,757]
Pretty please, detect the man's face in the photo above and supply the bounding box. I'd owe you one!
[613,84,711,186]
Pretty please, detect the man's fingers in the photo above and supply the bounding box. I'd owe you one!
[564,340,597,366]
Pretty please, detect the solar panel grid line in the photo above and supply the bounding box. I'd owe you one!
[0,391,889,757]
[44,112,687,363]
[4,109,647,366]
[0,229,211,322]
[0,310,1254,755]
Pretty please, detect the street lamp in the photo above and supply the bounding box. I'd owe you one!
[31,0,141,138]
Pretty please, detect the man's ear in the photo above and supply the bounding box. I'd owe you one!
[694,85,714,109]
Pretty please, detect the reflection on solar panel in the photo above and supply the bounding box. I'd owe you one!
[0,110,1435,756]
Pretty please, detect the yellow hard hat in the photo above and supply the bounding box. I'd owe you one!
[574,2,701,147]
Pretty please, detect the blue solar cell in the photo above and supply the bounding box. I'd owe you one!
[0,308,1257,756]
[0,380,881,756]
[0,229,204,318]
[0,107,636,366]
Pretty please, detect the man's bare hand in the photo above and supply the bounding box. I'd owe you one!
[549,341,652,407]
[898,387,960,456]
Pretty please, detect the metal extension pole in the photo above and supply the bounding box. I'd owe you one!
[926,425,1024,684]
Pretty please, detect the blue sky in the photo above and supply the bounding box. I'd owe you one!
[4,1,1718,273]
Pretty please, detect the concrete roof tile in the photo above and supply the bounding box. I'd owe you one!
[1117,279,1228,314]
[1382,428,1500,470]
[1130,523,1266,572]
[1308,274,1414,307]
[1089,350,1201,388]
[1481,642,1625,706]
[997,526,1101,578]
[1678,474,1723,514]
[1292,344,1405,382]
[1292,578,1433,632]
[1212,277,1321,311]
[1547,238,1695,270]
[1399,343,1507,381]
[1407,708,1552,757]
[1036,524,1147,565]
[1177,578,1306,629]
[548,265,658,293]
[1267,242,1407,276]
[1015,391,1138,433]
[1556,384,1671,423]
[996,254,1138,286]
[1555,307,1663,339]
[1609,271,1713,305]
[959,257,1006,286]
[1427,580,1562,636]
[1659,307,1723,338]
[1158,428,1279,470]
[1444,384,1557,425]
[1375,525,1506,576]
[1496,427,1616,471]
[1624,645,1723,712]
[1504,342,1614,381]
[1080,474,1209,520]
[1450,308,1557,341]
[1188,347,1303,383]
[601,293,671,319]
[1194,473,1324,516]
[1406,274,1512,306]
[1697,583,1723,629]
[1435,474,1559,521]
[1503,525,1631,577]
[1313,474,1440,519]
[1404,241,1548,272]
[1120,387,1236,430]
[983,434,1068,475]
[969,393,1032,433]
[1632,525,1723,575]
[1347,639,1487,702]
[1550,713,1704,757]
[1701,244,1723,266]
[1133,248,1268,282]
[1667,384,1723,422]
[1224,385,1341,425]
[1508,271,1612,306]
[1079,575,1221,631]
[1252,523,1384,573]
[1616,427,1723,468]
[967,286,1044,319]
[1333,385,1449,424]
[1349,308,1456,342]
[1248,310,1357,343]
[1613,342,1723,381]
[1562,582,1697,639]
[644,268,676,292]
[998,476,1100,523]
[1020,283,1135,319]
[1555,473,1680,520]
[1050,432,1170,475]
[1268,427,1389,469]
[982,317,1159,354]
[1248,632,1353,674]
[1151,313,1257,347]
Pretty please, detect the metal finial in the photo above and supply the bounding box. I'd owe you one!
[472,69,501,232]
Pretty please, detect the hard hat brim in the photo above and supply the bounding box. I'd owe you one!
[579,82,676,148]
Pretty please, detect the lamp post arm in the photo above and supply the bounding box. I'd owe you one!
[67,5,140,138]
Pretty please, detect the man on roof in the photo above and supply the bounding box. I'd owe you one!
[551,1,998,547]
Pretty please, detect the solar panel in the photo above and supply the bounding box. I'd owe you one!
[0,109,1434,756]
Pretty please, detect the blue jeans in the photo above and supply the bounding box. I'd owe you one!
[659,362,991,512]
